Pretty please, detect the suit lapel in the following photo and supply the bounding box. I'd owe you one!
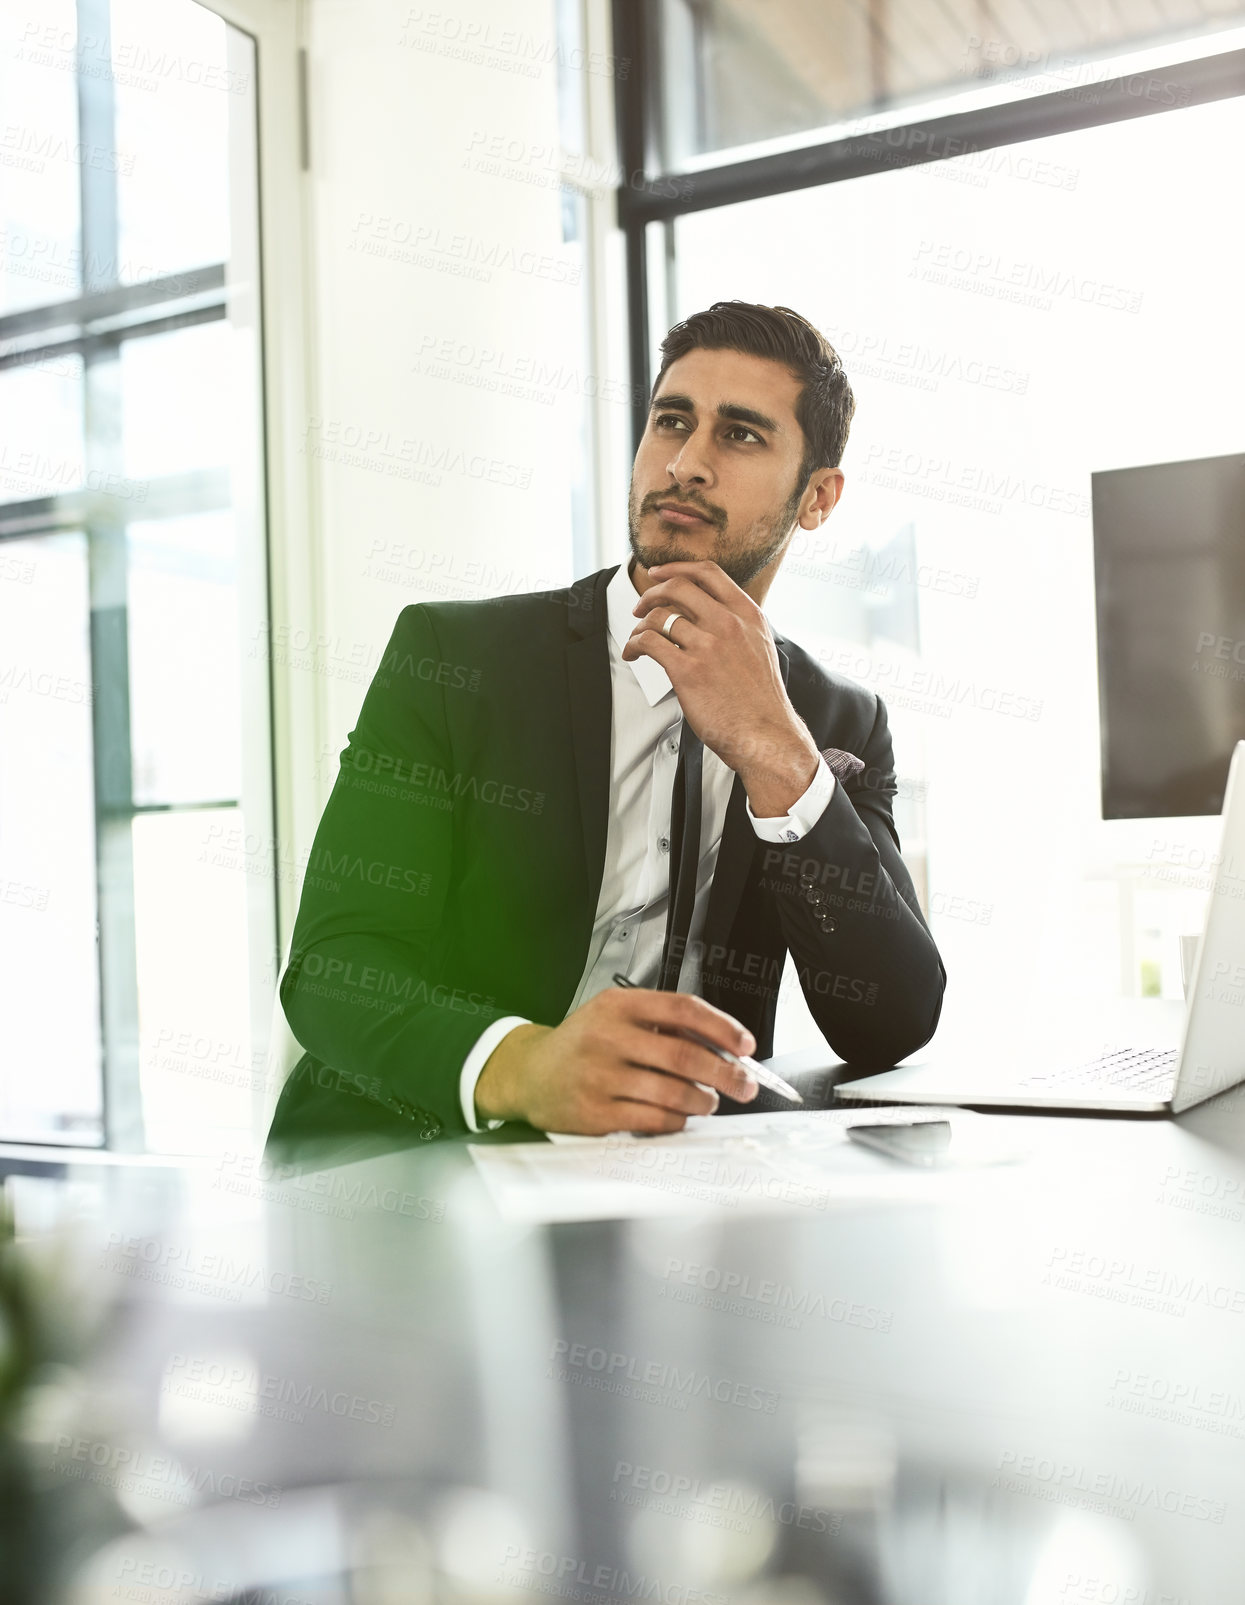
[564,565,617,909]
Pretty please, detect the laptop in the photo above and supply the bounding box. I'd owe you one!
[836,740,1245,1116]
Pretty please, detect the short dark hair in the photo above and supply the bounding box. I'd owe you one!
[653,300,856,481]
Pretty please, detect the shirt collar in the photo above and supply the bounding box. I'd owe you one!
[606,556,674,707]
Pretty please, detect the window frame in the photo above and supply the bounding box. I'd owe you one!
[0,0,316,1151]
[612,6,1245,451]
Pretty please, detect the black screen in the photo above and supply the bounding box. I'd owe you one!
[1093,453,1245,819]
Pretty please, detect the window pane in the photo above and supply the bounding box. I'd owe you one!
[0,355,86,502]
[120,319,235,480]
[132,807,255,1153]
[127,511,242,806]
[670,95,1245,1018]
[0,0,272,1151]
[110,0,234,286]
[0,0,83,313]
[0,532,103,1142]
[651,0,1245,170]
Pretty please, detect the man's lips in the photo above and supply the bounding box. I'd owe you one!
[652,502,712,526]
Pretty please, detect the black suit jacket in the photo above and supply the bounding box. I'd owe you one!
[267,563,946,1150]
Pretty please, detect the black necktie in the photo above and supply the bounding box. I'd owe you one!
[658,720,703,991]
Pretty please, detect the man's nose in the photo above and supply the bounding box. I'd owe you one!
[666,438,713,487]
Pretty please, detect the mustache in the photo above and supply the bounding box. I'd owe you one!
[642,491,726,529]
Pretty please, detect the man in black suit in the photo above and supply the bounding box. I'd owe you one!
[268,301,945,1149]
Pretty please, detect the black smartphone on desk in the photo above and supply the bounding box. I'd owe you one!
[847,1121,954,1166]
[847,1118,1028,1168]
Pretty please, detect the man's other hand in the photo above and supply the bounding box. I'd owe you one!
[473,986,760,1134]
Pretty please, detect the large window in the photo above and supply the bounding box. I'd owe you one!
[0,0,274,1150]
[612,6,1245,1045]
[649,0,1245,170]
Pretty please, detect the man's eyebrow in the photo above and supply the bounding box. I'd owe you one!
[718,401,781,434]
[650,392,695,415]
[650,393,782,435]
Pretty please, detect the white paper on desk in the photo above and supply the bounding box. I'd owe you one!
[468,1107,1014,1224]
[542,1106,951,1146]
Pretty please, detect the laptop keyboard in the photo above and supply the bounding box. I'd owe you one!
[1019,1046,1179,1094]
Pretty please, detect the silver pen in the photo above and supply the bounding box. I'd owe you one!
[612,973,803,1104]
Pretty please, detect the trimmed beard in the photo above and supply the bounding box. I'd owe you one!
[627,469,807,589]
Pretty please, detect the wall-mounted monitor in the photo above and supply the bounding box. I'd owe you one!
[1093,452,1245,819]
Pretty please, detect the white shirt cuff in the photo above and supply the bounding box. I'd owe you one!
[459,1015,531,1132]
[746,755,837,843]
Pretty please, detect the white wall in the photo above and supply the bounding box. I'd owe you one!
[294,0,600,811]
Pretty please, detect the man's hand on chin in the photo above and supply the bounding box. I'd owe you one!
[622,559,821,816]
[473,986,759,1135]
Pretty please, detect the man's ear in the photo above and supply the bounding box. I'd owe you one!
[800,466,845,528]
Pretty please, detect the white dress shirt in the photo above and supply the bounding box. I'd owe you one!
[458,558,837,1130]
